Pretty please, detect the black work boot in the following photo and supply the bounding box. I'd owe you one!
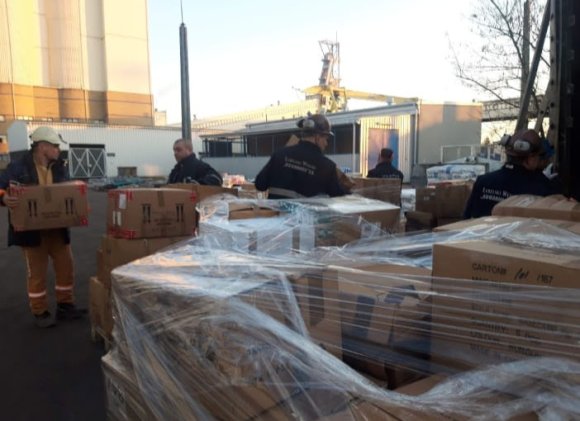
[56,303,88,320]
[34,311,56,328]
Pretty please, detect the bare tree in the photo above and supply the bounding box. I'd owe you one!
[449,0,550,111]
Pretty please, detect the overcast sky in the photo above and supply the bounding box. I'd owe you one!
[147,0,478,124]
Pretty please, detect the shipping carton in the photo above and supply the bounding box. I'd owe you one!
[107,188,196,239]
[199,216,293,255]
[431,239,580,371]
[435,215,580,234]
[110,266,319,420]
[168,183,238,203]
[288,269,343,359]
[331,264,432,387]
[405,210,437,232]
[228,202,280,220]
[9,181,89,231]
[416,182,472,219]
[350,176,402,205]
[492,194,580,221]
[89,276,113,339]
[99,235,190,287]
[284,196,400,247]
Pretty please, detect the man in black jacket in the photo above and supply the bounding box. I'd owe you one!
[0,126,85,327]
[168,139,223,185]
[463,129,561,219]
[255,114,345,199]
[367,148,404,181]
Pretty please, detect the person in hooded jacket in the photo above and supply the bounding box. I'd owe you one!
[0,126,86,328]
[255,113,345,199]
[463,129,561,219]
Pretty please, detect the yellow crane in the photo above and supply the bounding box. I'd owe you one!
[303,40,417,113]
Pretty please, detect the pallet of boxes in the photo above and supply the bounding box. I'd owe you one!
[90,187,198,348]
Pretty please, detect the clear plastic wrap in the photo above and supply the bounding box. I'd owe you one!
[104,212,580,420]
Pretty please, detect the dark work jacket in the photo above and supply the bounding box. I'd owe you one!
[168,153,222,186]
[367,161,404,180]
[255,140,345,199]
[0,151,70,247]
[463,164,561,219]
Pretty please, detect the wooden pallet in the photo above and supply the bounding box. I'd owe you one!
[90,323,113,351]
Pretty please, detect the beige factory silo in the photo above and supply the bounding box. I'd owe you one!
[0,0,153,136]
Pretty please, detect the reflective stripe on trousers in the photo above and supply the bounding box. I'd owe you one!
[22,231,75,315]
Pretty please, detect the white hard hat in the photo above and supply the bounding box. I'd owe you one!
[30,126,67,146]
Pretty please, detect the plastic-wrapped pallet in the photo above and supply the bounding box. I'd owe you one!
[102,219,580,420]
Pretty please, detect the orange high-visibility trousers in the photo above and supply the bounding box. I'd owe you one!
[22,230,75,315]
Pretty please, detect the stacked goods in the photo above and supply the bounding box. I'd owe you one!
[435,215,580,235]
[235,183,268,199]
[107,188,196,238]
[167,183,238,203]
[350,176,402,206]
[106,248,348,420]
[8,181,89,230]
[492,194,580,221]
[103,237,580,420]
[430,224,580,372]
[198,196,399,252]
[328,264,432,388]
[280,195,401,247]
[90,187,196,344]
[408,182,472,232]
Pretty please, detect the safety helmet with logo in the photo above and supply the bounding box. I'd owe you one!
[29,126,67,146]
[296,113,334,137]
[500,129,542,157]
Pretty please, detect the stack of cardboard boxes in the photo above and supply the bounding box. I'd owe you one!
[90,187,197,344]
[349,177,402,206]
[407,182,472,232]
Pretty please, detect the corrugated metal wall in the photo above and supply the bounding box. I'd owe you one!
[358,114,414,181]
[27,122,182,178]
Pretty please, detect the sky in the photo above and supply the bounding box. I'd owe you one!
[147,0,479,124]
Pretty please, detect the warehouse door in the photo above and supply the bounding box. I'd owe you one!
[368,128,399,169]
[68,144,106,178]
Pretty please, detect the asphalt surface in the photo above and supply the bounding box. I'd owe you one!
[0,190,108,420]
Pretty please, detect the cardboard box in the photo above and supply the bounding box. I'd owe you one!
[435,216,580,235]
[168,183,238,203]
[431,239,580,371]
[287,269,343,359]
[331,263,432,386]
[228,202,280,220]
[236,183,268,199]
[394,374,538,420]
[100,235,190,287]
[492,194,580,222]
[405,210,437,232]
[89,276,113,339]
[107,188,196,239]
[9,181,89,231]
[350,176,402,205]
[284,196,401,248]
[416,183,472,219]
[110,266,316,420]
[198,216,293,255]
[102,355,156,421]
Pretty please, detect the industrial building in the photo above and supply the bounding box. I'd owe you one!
[0,0,154,138]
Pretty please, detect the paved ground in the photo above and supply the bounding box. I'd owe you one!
[0,190,108,420]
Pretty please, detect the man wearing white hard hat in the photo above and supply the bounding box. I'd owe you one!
[0,126,86,328]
